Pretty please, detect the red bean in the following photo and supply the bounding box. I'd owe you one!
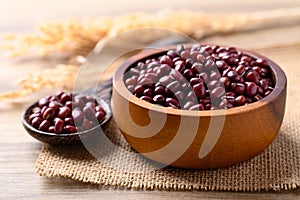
[264,90,272,97]
[60,93,72,104]
[55,91,64,99]
[183,69,194,79]
[236,65,245,75]
[207,80,221,89]
[85,102,96,110]
[199,72,209,83]
[95,105,105,113]
[220,77,231,88]
[257,86,264,96]
[230,83,245,95]
[190,51,199,61]
[170,70,185,82]
[74,98,85,109]
[196,54,206,63]
[42,108,55,120]
[235,95,246,106]
[175,61,185,73]
[124,44,275,110]
[181,50,190,59]
[166,81,180,93]
[28,92,106,134]
[48,126,55,133]
[211,87,226,99]
[65,101,75,109]
[31,117,42,128]
[205,104,212,110]
[81,119,92,131]
[96,111,105,122]
[125,77,137,86]
[253,66,261,74]
[159,75,173,85]
[38,98,49,108]
[190,77,203,86]
[175,91,185,101]
[83,106,96,120]
[48,101,59,111]
[64,117,75,126]
[219,101,233,109]
[227,70,240,82]
[167,50,178,59]
[189,104,204,111]
[140,96,153,103]
[147,61,160,69]
[153,94,165,105]
[166,98,180,108]
[72,109,84,125]
[64,125,77,133]
[201,97,211,105]
[139,78,153,87]
[29,113,41,123]
[191,63,203,74]
[254,58,268,67]
[58,106,71,119]
[54,118,64,134]
[260,68,269,77]
[210,71,221,80]
[32,107,41,113]
[245,82,258,97]
[226,91,235,97]
[193,83,206,99]
[134,85,145,97]
[154,85,165,95]
[245,71,260,84]
[215,60,228,71]
[183,101,195,110]
[39,120,50,132]
[259,79,269,91]
[143,88,154,97]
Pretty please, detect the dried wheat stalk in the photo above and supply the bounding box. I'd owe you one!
[0,8,299,101]
[0,65,78,100]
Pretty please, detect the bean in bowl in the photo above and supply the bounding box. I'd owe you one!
[124,44,275,110]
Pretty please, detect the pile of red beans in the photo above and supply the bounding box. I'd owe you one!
[28,92,106,134]
[124,44,274,110]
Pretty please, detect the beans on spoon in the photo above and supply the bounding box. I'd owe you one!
[27,92,106,134]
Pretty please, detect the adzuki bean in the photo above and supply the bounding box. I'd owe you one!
[27,92,106,134]
[124,44,275,110]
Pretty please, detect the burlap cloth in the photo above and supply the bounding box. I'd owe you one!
[35,42,300,192]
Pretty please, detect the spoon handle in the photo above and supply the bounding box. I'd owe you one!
[81,78,113,105]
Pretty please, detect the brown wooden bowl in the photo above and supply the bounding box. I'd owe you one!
[112,45,287,169]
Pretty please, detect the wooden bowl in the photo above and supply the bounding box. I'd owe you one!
[112,45,287,169]
[22,98,112,145]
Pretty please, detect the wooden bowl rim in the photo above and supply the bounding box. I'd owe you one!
[113,44,287,117]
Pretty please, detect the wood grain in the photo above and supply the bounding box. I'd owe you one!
[1,0,300,199]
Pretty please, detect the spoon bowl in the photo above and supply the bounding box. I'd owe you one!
[22,97,112,145]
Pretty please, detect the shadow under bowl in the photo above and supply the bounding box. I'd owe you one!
[112,45,287,169]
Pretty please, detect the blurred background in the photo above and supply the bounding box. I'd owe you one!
[1,0,300,32]
[0,0,299,99]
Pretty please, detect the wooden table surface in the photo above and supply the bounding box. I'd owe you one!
[1,1,300,199]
